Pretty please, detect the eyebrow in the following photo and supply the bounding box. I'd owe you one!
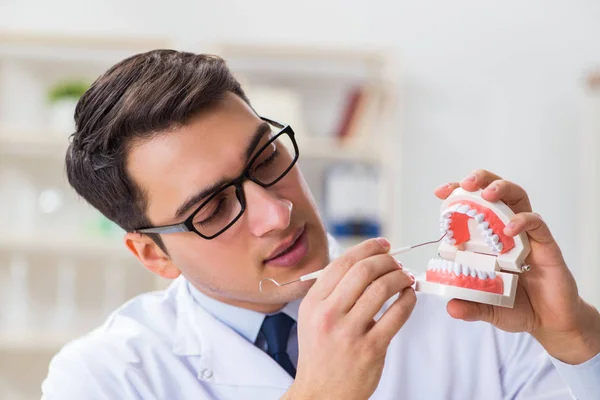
[173,121,271,220]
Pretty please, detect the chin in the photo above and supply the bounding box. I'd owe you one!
[278,281,314,302]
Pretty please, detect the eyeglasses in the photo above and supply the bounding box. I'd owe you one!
[134,117,299,239]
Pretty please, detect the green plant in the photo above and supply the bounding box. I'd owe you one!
[48,80,90,103]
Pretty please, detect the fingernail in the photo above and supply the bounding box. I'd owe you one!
[464,174,476,182]
[407,272,416,283]
[376,237,390,250]
[506,221,516,230]
[435,183,451,191]
[487,183,498,192]
[396,260,403,269]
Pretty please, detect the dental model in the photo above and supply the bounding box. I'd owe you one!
[415,188,531,308]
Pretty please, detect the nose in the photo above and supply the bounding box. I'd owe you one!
[243,181,292,237]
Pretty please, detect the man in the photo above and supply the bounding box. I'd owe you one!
[42,50,600,399]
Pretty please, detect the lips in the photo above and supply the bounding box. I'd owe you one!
[264,225,308,267]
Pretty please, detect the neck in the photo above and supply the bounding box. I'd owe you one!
[192,284,293,314]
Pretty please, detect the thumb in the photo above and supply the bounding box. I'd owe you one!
[446,299,495,323]
[503,212,555,245]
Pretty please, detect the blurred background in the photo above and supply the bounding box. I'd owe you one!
[0,1,599,398]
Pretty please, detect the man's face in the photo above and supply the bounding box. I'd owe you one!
[126,93,330,312]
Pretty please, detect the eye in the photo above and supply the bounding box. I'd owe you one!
[196,197,227,227]
[254,145,279,171]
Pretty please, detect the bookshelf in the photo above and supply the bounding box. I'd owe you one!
[0,32,400,398]
[0,31,168,399]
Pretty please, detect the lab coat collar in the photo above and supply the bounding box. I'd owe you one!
[172,276,294,388]
[170,233,340,388]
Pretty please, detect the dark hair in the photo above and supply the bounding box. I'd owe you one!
[66,49,250,252]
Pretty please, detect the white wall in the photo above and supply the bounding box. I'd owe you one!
[2,0,600,300]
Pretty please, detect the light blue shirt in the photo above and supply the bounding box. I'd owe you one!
[188,281,300,367]
[41,237,600,399]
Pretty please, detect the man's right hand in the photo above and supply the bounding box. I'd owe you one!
[285,238,417,400]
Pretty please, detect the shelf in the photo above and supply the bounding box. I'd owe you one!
[214,42,387,81]
[0,330,83,351]
[0,235,132,258]
[0,131,383,164]
[0,131,69,159]
[298,136,381,163]
[0,31,169,66]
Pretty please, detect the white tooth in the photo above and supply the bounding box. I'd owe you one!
[457,205,470,214]
[453,263,462,276]
[441,260,449,271]
[478,221,489,231]
[451,204,461,212]
[484,229,494,236]
[461,265,470,276]
[469,267,477,278]
[489,271,496,279]
[440,220,450,230]
[495,243,503,252]
[474,213,485,223]
[489,234,499,244]
[466,209,477,217]
[442,210,453,219]
[477,270,486,280]
[445,230,454,239]
[443,237,456,245]
[427,259,436,270]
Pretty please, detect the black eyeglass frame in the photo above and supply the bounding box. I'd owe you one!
[133,117,299,239]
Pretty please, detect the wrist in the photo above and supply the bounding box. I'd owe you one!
[536,302,600,365]
[282,381,317,400]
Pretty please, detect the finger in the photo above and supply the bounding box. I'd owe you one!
[345,267,415,325]
[480,179,532,213]
[503,212,555,245]
[327,253,404,312]
[460,169,502,192]
[434,182,460,199]
[308,237,391,300]
[446,298,495,323]
[368,287,417,344]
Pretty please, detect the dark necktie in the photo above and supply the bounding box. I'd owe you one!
[260,313,296,378]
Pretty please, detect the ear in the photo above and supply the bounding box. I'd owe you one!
[124,232,181,279]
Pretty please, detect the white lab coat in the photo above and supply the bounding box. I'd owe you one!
[41,274,597,399]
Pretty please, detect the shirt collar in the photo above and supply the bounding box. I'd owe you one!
[188,282,267,344]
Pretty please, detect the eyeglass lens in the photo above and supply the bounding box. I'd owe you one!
[192,131,296,237]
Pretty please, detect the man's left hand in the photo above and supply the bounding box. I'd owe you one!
[434,169,600,365]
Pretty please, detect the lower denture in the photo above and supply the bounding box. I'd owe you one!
[426,269,503,294]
